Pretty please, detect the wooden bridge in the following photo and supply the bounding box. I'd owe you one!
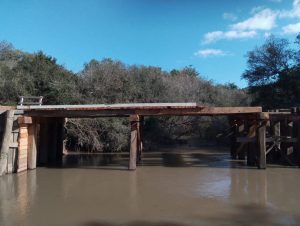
[0,103,299,175]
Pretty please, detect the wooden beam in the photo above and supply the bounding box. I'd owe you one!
[0,110,15,176]
[129,115,139,170]
[247,122,257,166]
[21,104,262,118]
[257,122,267,169]
[27,122,37,169]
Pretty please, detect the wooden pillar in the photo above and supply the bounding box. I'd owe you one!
[129,115,140,170]
[38,119,50,165]
[257,120,267,169]
[247,121,257,166]
[17,116,33,173]
[295,120,300,167]
[27,121,37,169]
[137,116,143,162]
[0,110,15,176]
[229,118,238,159]
[230,119,246,160]
[237,121,247,160]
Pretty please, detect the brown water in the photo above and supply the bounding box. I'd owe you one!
[1,146,300,226]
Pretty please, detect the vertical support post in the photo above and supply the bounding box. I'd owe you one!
[17,116,33,173]
[247,121,257,166]
[129,115,140,170]
[229,118,238,159]
[295,120,300,167]
[27,121,37,169]
[257,116,267,169]
[0,110,15,176]
[38,118,49,166]
[137,116,143,162]
[237,121,246,160]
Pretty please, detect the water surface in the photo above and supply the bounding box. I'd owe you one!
[1,147,300,226]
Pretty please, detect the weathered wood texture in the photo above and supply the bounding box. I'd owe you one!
[257,122,266,169]
[17,125,29,172]
[0,110,15,175]
[27,122,37,169]
[129,115,140,170]
[247,122,257,166]
[19,104,262,118]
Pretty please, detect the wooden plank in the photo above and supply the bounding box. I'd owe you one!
[0,110,15,176]
[257,122,267,169]
[28,123,37,169]
[21,104,262,118]
[247,122,257,166]
[18,116,33,125]
[17,122,28,172]
[294,120,300,167]
[129,115,139,170]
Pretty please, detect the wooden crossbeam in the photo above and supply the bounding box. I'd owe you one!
[18,103,262,117]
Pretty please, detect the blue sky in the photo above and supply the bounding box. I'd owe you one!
[0,0,300,87]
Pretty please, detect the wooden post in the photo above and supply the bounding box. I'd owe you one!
[137,116,143,162]
[17,116,33,173]
[27,122,37,169]
[129,115,139,170]
[257,121,267,169]
[295,120,300,167]
[247,121,257,166]
[0,110,15,176]
[229,118,238,159]
[237,121,246,160]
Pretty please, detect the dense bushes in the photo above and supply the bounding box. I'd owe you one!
[0,41,250,152]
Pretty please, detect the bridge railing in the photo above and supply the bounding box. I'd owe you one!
[18,96,43,106]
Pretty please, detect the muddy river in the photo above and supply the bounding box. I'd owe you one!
[1,146,300,226]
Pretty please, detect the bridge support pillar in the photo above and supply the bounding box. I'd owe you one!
[17,116,33,172]
[129,115,141,170]
[256,113,268,169]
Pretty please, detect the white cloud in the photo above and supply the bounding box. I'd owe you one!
[231,9,277,31]
[194,49,227,57]
[279,0,300,18]
[203,30,257,44]
[250,6,266,15]
[264,32,272,38]
[223,13,237,21]
[282,22,300,34]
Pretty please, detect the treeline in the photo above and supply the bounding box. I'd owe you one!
[1,32,299,152]
[243,34,300,109]
[0,41,250,151]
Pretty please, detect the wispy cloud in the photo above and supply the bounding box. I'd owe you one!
[223,13,237,21]
[279,0,300,18]
[194,49,228,57]
[203,30,257,44]
[282,22,300,34]
[200,0,300,48]
[231,9,277,31]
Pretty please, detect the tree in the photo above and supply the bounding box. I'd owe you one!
[243,35,293,86]
[243,34,300,109]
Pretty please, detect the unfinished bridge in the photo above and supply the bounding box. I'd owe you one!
[0,102,299,175]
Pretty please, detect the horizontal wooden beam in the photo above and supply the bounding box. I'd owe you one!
[237,137,298,143]
[19,104,262,118]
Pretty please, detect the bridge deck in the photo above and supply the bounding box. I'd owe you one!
[18,103,262,117]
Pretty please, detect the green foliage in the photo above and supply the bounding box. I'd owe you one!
[243,33,300,109]
[0,41,250,152]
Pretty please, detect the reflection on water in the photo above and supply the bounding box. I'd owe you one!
[1,146,300,226]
